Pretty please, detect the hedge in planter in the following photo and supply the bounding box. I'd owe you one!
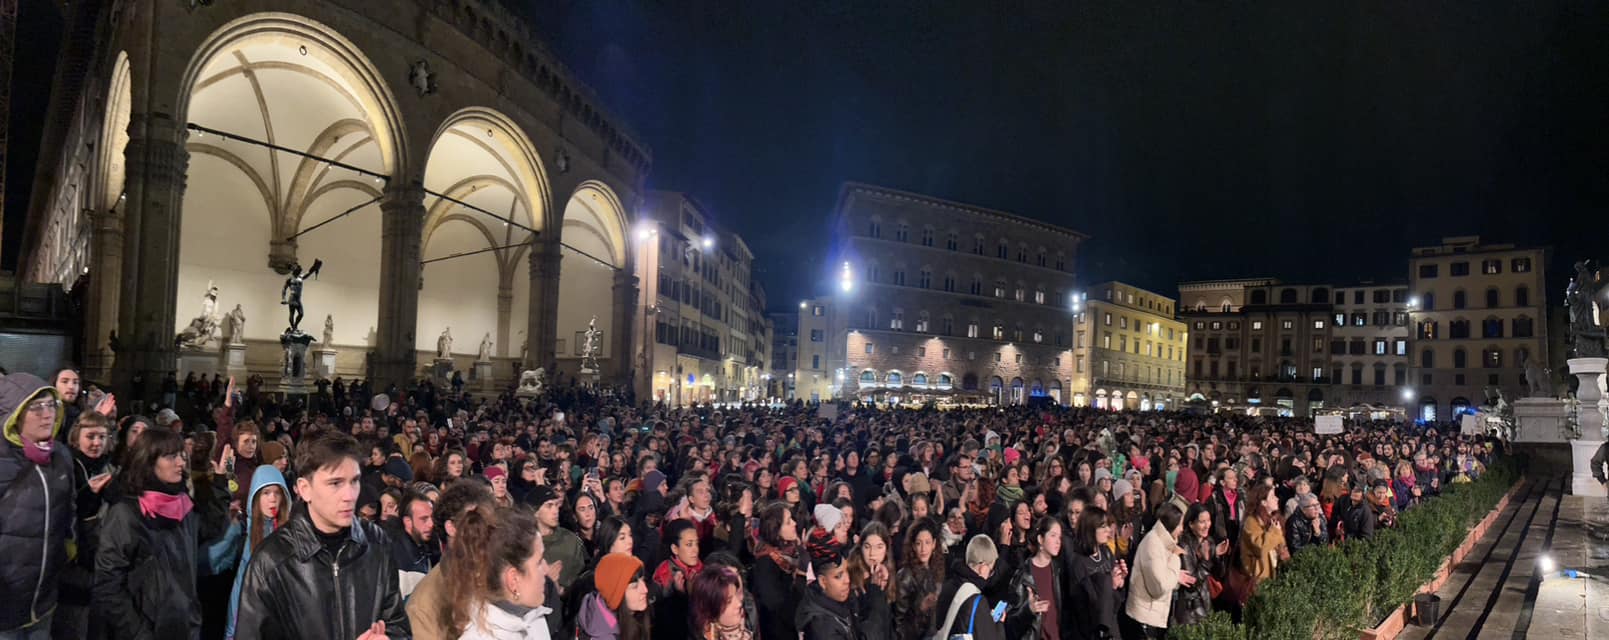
[1169,459,1518,640]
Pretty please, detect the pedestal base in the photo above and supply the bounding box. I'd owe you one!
[178,349,222,379]
[432,358,454,383]
[472,360,493,382]
[1515,397,1571,443]
[223,343,248,378]
[313,348,337,379]
[1573,439,1607,497]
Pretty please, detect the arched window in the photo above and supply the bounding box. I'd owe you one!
[1453,348,1467,369]
[1453,290,1466,309]
[939,373,954,388]
[1312,288,1330,304]
[1485,287,1500,308]
[1421,348,1435,369]
[1279,289,1298,304]
[1251,290,1268,305]
[886,371,903,386]
[1515,286,1530,307]
[912,373,928,387]
[1482,317,1504,338]
[859,370,876,383]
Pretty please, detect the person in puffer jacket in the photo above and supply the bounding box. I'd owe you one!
[0,373,72,639]
[226,465,290,639]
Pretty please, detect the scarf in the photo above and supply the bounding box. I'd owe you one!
[22,437,53,466]
[756,542,797,574]
[996,484,1024,504]
[139,482,195,521]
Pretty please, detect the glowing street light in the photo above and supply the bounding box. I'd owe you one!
[1406,297,1419,310]
[839,261,855,293]
[636,224,657,241]
[800,301,807,309]
[1402,388,1415,401]
[702,236,714,249]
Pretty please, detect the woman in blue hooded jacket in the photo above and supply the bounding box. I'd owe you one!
[225,465,289,640]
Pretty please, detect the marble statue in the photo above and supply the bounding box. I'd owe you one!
[1481,387,1516,441]
[1565,260,1606,358]
[323,314,335,345]
[175,281,222,349]
[224,304,246,346]
[437,327,453,359]
[582,316,600,359]
[1524,358,1554,397]
[478,333,493,361]
[281,259,323,333]
[518,331,528,363]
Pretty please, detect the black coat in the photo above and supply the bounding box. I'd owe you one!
[1206,487,1242,546]
[796,585,859,640]
[933,566,1006,640]
[855,583,896,640]
[0,377,73,633]
[1005,555,1064,640]
[1065,548,1119,640]
[231,506,409,640]
[91,498,205,640]
[1284,511,1329,554]
[752,551,805,640]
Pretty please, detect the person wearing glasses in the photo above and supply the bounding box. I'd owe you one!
[0,373,74,640]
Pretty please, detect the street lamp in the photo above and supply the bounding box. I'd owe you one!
[702,236,714,249]
[1406,297,1419,310]
[839,261,855,293]
[800,301,807,309]
[1402,388,1415,401]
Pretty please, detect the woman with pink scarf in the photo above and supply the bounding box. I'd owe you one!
[93,428,240,639]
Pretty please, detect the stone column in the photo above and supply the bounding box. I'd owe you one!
[84,207,123,382]
[371,183,425,388]
[611,270,638,385]
[526,238,561,369]
[113,113,188,402]
[495,267,514,358]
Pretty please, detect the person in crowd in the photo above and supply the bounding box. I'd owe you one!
[710,479,754,562]
[893,518,945,640]
[1284,493,1330,555]
[664,474,720,552]
[1004,516,1061,640]
[690,565,751,640]
[94,428,239,639]
[931,535,1005,640]
[233,430,410,639]
[0,373,74,640]
[591,515,634,569]
[1125,504,1191,639]
[393,491,438,594]
[845,522,896,639]
[529,484,585,594]
[1173,503,1225,627]
[485,466,513,508]
[1066,506,1124,639]
[1206,466,1242,548]
[570,491,602,558]
[226,464,291,639]
[576,552,651,640]
[409,481,499,640]
[445,506,553,640]
[1237,483,1289,594]
[651,519,704,593]
[1346,479,1395,541]
[752,501,805,640]
[55,410,114,639]
[795,547,859,640]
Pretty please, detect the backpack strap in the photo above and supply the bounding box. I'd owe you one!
[932,582,982,640]
[966,596,980,634]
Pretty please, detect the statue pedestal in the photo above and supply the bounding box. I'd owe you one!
[278,331,316,395]
[431,358,454,383]
[1569,358,1608,436]
[1513,397,1571,443]
[313,347,338,379]
[1573,439,1607,497]
[177,348,222,380]
[223,343,249,378]
[472,359,493,382]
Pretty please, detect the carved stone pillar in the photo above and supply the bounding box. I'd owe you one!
[495,270,514,358]
[370,183,425,388]
[611,270,638,385]
[526,238,561,369]
[112,113,188,402]
[83,208,123,382]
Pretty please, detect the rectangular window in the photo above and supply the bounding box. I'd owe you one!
[916,346,925,357]
[1334,312,1346,327]
[1250,338,1261,353]
[994,352,1002,363]
[1103,334,1112,349]
[1419,264,1439,278]
[1077,357,1085,373]
[1395,339,1407,355]
[943,348,951,359]
[1482,259,1501,275]
[1450,261,1470,276]
[1105,313,1113,326]
[1281,320,1294,330]
[1375,339,1387,355]
[1120,317,1129,329]
[812,355,820,369]
[865,343,875,354]
[967,323,979,338]
[1252,321,1263,330]
[1512,257,1532,273]
[810,329,823,342]
[1211,321,1223,330]
[1312,367,1324,381]
[1313,320,1325,330]
[813,305,824,316]
[891,345,900,355]
[1330,339,1346,354]
[1313,337,1324,353]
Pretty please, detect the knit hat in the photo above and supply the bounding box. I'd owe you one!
[778,476,799,495]
[594,552,644,610]
[1003,448,1021,465]
[526,484,558,508]
[483,465,507,483]
[383,458,414,482]
[813,504,844,533]
[1112,479,1134,504]
[902,472,932,496]
[1094,468,1113,484]
[643,469,667,493]
[261,442,287,467]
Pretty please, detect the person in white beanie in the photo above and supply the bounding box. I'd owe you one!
[809,503,851,556]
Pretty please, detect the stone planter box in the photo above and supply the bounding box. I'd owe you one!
[1358,479,1526,640]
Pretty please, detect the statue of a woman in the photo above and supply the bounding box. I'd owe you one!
[437,327,453,359]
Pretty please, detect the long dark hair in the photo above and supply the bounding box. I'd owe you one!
[123,428,185,495]
[593,515,632,563]
[616,569,652,640]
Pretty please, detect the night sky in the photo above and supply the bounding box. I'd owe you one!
[6,3,1608,311]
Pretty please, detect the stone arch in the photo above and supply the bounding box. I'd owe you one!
[175,12,408,346]
[93,52,133,212]
[554,180,631,373]
[420,107,553,357]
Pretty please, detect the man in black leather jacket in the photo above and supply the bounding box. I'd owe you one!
[1283,494,1330,554]
[233,431,409,640]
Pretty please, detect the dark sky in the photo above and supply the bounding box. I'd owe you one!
[7,3,1607,310]
[514,0,1609,308]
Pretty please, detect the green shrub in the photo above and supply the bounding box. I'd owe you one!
[1169,458,1518,639]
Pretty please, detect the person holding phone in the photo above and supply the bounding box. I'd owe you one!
[931,535,1006,640]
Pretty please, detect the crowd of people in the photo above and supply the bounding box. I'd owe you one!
[0,366,1500,640]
